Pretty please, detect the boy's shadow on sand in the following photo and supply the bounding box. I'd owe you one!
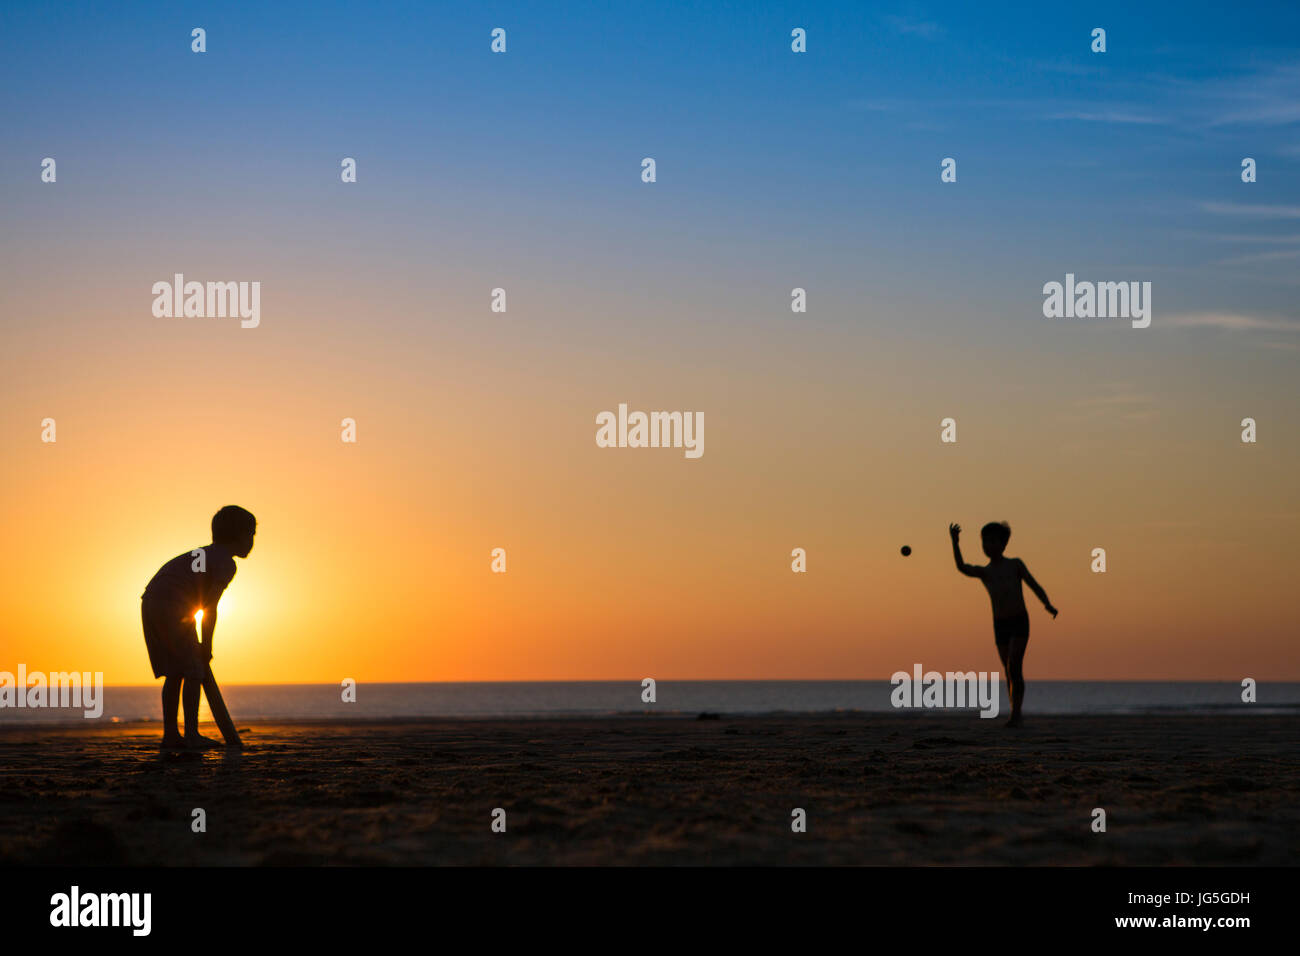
[158,741,252,762]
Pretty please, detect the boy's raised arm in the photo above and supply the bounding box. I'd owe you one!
[1018,560,1058,618]
[949,523,982,577]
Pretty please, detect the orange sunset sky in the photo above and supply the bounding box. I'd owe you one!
[2,274,1296,684]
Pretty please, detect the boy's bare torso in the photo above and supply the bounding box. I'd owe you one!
[142,543,237,616]
[976,557,1028,620]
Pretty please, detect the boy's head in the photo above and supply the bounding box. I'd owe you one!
[212,505,257,558]
[980,521,1011,559]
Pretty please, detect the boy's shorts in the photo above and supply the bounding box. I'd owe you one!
[141,599,203,680]
[993,611,1030,645]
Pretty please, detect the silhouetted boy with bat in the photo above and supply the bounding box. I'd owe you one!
[141,506,255,749]
[950,521,1057,727]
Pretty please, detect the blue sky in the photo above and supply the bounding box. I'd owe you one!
[4,0,1299,336]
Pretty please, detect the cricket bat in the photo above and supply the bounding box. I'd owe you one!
[202,663,243,747]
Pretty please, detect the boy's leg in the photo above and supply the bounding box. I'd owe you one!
[182,674,202,737]
[1006,634,1028,723]
[180,647,221,748]
[994,637,1012,712]
[145,602,185,745]
[161,676,182,741]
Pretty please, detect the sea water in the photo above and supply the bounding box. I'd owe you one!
[1,681,1297,726]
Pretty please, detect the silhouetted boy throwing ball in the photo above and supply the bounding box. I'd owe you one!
[949,521,1056,727]
[141,506,256,750]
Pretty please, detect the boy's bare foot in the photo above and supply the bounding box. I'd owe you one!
[161,733,185,750]
[1004,715,1023,728]
[184,733,224,750]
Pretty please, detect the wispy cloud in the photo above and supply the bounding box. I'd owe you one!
[1076,385,1159,408]
[844,60,1297,137]
[845,98,904,113]
[1022,57,1105,78]
[1177,232,1300,243]
[1160,312,1300,332]
[1069,385,1161,422]
[1026,62,1300,132]
[1045,110,1165,125]
[883,15,942,39]
[1203,64,1300,126]
[1200,202,1300,219]
[1212,248,1300,266]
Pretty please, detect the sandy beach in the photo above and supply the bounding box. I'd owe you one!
[1,714,1295,866]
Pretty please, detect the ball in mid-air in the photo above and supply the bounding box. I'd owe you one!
[900,545,912,556]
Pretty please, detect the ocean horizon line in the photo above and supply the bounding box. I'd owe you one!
[79,678,1300,688]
